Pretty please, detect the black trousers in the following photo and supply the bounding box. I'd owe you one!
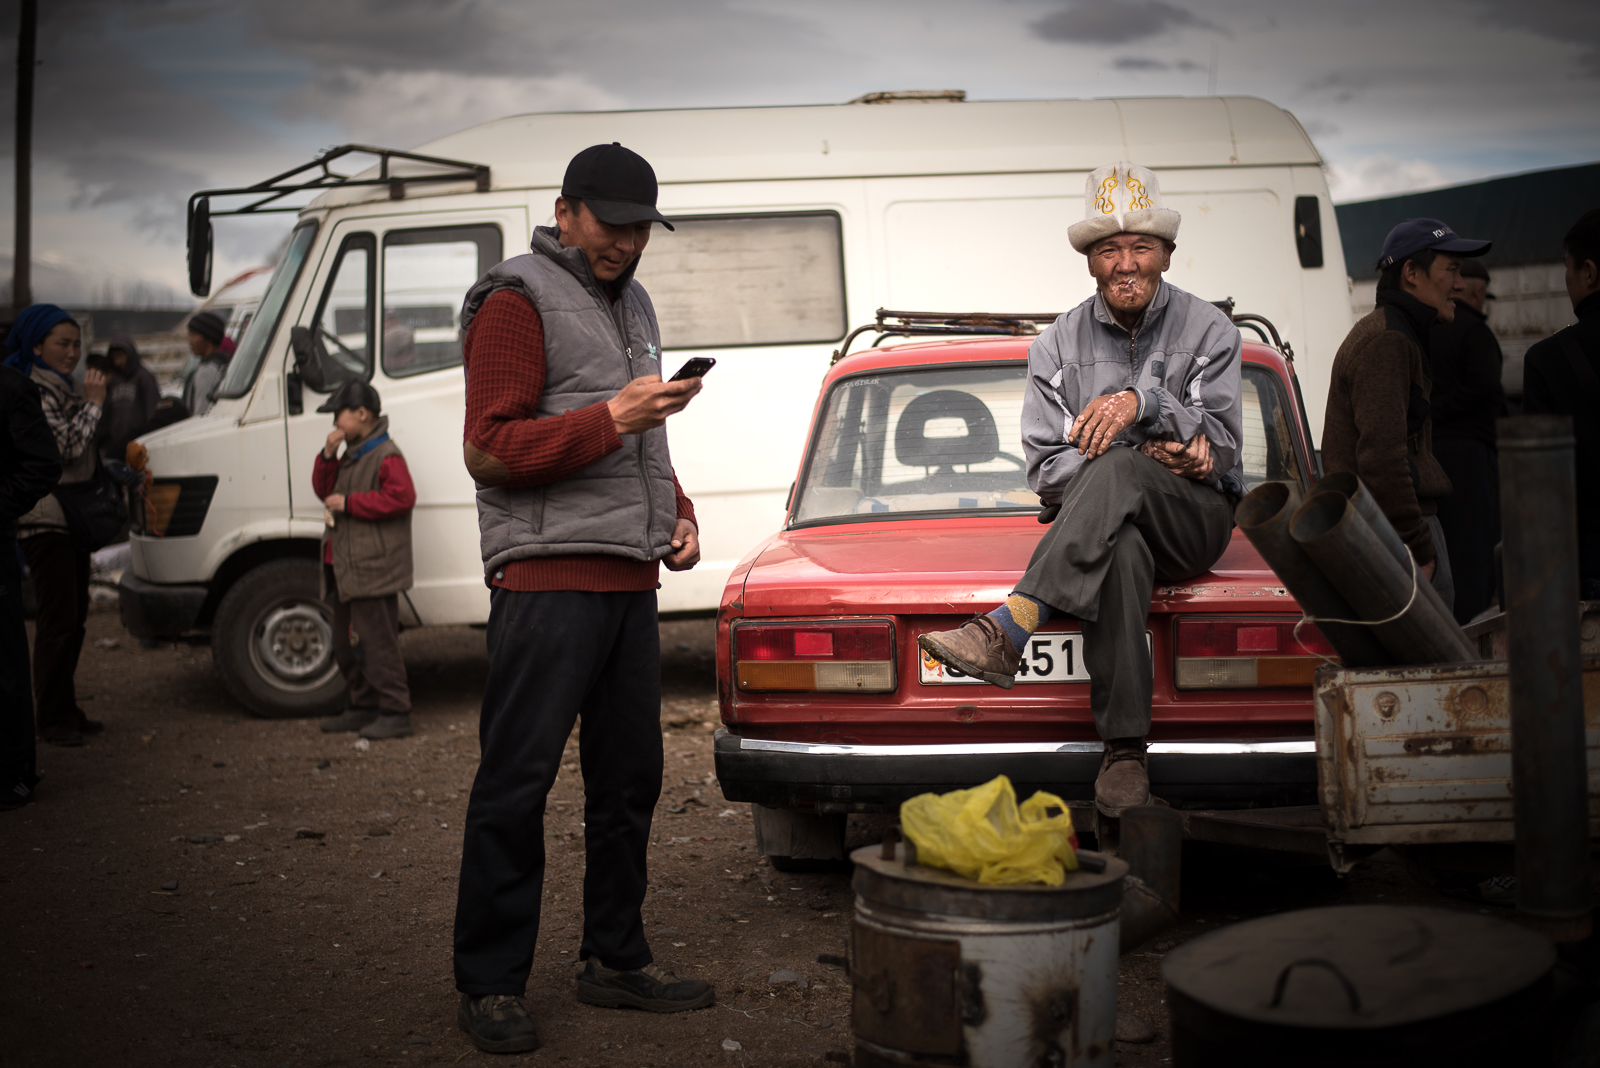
[1014,447,1234,740]
[19,532,90,739]
[453,588,663,995]
[0,538,36,786]
[1433,437,1499,624]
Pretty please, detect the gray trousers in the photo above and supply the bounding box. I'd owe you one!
[1014,447,1234,740]
[1422,513,1456,617]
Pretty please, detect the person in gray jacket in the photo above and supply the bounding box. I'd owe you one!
[920,161,1243,818]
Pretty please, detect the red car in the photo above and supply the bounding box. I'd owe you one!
[713,313,1330,867]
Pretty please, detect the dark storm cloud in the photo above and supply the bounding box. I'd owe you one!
[1031,1,1218,45]
[0,0,274,221]
[1475,0,1600,76]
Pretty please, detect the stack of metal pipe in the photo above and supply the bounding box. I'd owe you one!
[1237,474,1477,666]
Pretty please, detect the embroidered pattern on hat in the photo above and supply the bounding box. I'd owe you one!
[1095,172,1118,215]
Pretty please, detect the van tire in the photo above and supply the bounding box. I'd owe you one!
[212,558,345,719]
[752,806,848,872]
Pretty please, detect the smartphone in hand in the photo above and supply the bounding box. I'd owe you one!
[669,357,716,381]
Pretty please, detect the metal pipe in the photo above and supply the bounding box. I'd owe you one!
[1236,481,1392,667]
[1314,471,1410,570]
[1118,805,1183,953]
[12,0,36,317]
[1290,491,1477,664]
[1499,415,1591,942]
[1314,472,1472,646]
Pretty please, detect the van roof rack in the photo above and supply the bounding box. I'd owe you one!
[832,309,1060,363]
[187,144,491,222]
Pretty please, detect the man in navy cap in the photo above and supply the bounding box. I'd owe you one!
[1322,218,1492,612]
[450,143,710,1052]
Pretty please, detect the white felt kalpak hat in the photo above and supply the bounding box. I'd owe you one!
[1067,161,1182,255]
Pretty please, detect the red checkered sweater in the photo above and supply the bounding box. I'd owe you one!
[462,289,695,591]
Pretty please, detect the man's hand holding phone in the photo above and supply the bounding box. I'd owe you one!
[608,375,701,435]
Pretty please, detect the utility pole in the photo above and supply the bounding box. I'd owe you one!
[13,0,36,317]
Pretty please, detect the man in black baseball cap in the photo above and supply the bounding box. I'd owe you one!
[1322,216,1493,615]
[561,142,676,231]
[450,143,709,1051]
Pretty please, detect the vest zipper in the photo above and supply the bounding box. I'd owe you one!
[600,283,657,550]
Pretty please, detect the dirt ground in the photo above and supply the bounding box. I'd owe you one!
[3,605,1496,1067]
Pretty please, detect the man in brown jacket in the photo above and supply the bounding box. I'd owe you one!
[311,380,418,740]
[1322,218,1491,613]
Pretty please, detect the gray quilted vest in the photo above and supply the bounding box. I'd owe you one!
[460,227,677,580]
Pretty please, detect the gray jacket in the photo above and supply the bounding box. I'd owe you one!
[1022,280,1244,504]
[460,226,678,579]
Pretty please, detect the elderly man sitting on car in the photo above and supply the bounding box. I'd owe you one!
[920,161,1244,817]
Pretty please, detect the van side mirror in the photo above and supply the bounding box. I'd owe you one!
[289,326,334,393]
[1294,196,1324,269]
[188,197,213,297]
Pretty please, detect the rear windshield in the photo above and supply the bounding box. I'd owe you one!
[793,364,1037,526]
[791,362,1303,526]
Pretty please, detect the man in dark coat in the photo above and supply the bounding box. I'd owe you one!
[1523,209,1600,595]
[1322,218,1493,615]
[102,334,160,463]
[1429,258,1507,622]
[0,361,63,808]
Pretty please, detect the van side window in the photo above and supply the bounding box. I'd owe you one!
[382,225,502,377]
[311,232,376,385]
[634,212,846,349]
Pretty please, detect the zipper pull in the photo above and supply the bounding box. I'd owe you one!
[626,346,633,360]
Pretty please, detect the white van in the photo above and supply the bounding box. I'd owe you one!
[121,94,1351,717]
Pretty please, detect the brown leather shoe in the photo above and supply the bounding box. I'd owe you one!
[917,616,1021,689]
[1095,738,1150,817]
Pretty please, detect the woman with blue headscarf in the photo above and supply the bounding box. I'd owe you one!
[5,304,107,746]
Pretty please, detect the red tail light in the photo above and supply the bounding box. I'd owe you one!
[736,623,893,661]
[1174,617,1337,690]
[734,620,896,692]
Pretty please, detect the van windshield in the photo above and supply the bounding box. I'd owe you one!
[217,221,319,400]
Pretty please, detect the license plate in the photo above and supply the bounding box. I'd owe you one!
[918,630,1152,685]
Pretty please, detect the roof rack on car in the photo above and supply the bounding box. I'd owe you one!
[831,309,1062,364]
[1212,298,1296,362]
[831,303,1295,366]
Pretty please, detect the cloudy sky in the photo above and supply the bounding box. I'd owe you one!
[1,0,1596,306]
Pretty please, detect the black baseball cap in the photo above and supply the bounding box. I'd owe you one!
[1377,218,1492,271]
[561,143,675,231]
[316,379,382,415]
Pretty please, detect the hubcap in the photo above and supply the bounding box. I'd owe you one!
[251,601,337,691]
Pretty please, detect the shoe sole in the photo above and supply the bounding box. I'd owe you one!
[916,635,1015,690]
[456,1008,540,1053]
[359,730,413,740]
[575,982,716,1013]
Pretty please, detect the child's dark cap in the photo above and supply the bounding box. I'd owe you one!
[316,380,382,416]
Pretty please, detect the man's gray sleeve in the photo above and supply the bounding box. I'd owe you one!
[1138,321,1244,488]
[1022,330,1087,505]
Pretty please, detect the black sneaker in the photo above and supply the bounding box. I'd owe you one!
[458,993,540,1053]
[576,960,715,1012]
[319,708,378,733]
[0,779,36,811]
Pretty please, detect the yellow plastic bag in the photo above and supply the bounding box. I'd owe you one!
[900,774,1079,886]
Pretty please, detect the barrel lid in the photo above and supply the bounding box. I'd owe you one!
[851,843,1127,923]
[1162,905,1555,1030]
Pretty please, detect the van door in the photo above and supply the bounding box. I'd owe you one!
[285,205,528,627]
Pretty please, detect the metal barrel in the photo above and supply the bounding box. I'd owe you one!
[1289,491,1477,664]
[1236,482,1392,667]
[1498,415,1592,942]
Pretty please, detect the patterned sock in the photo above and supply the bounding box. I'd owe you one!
[986,593,1051,652]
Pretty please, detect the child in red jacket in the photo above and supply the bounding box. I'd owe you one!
[311,381,417,740]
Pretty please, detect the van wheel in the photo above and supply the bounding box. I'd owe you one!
[752,806,849,872]
[212,558,344,719]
